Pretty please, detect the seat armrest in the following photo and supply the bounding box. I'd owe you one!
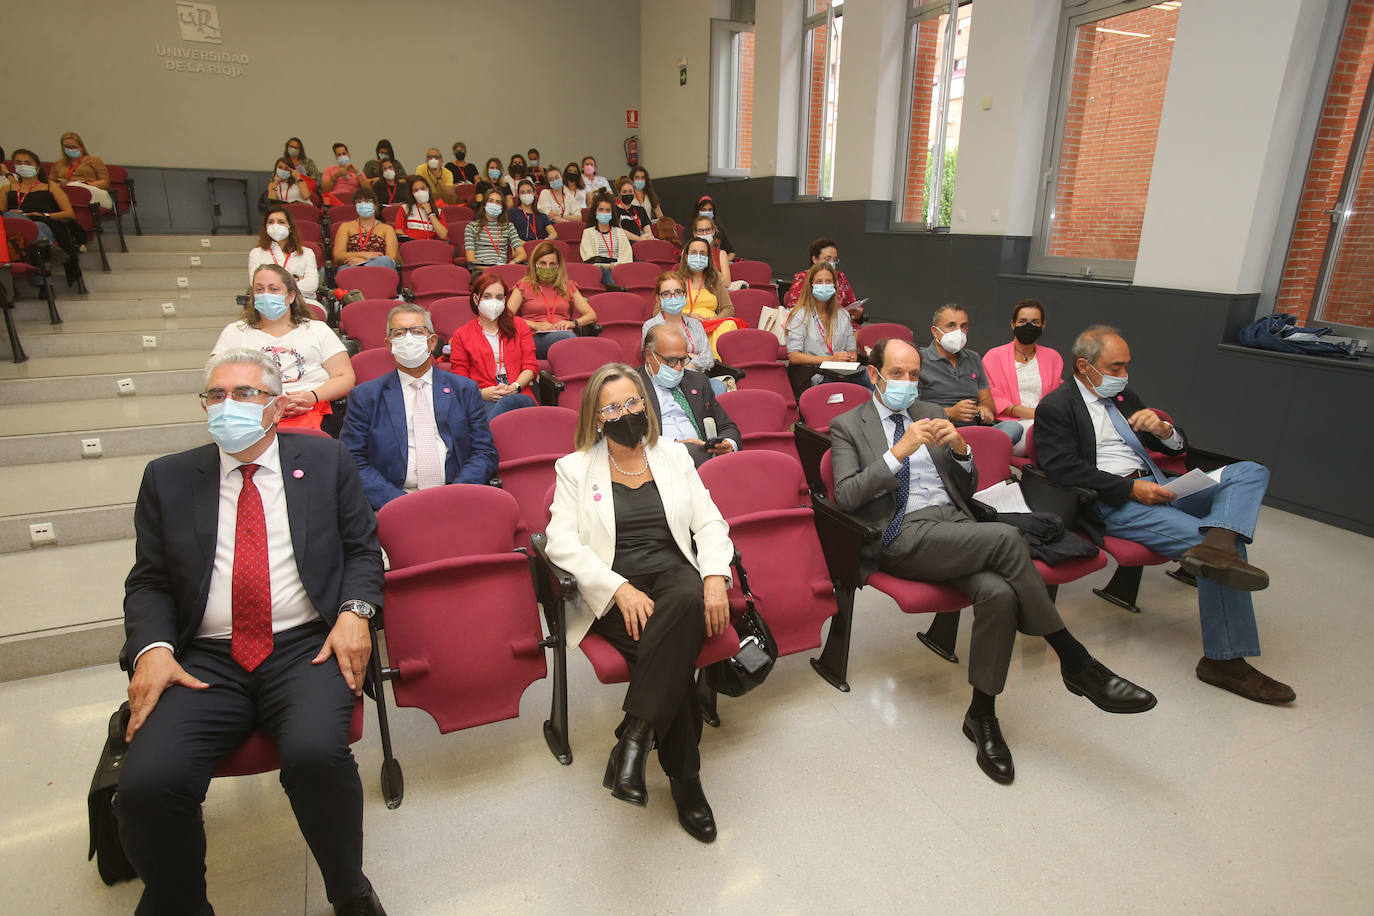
[530,532,578,599]
[809,493,878,587]
[1184,446,1239,473]
[1019,465,1098,503]
[536,369,564,407]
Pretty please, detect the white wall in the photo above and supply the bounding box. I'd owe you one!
[830,0,907,201]
[6,0,639,175]
[639,0,731,178]
[751,0,804,180]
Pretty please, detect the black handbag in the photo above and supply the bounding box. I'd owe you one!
[704,573,778,698]
[87,702,139,886]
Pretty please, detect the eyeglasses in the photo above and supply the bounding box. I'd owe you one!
[387,327,431,340]
[598,396,645,421]
[653,353,688,369]
[200,386,272,405]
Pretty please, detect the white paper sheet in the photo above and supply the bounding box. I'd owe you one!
[1163,466,1226,499]
[819,361,862,372]
[974,480,1032,514]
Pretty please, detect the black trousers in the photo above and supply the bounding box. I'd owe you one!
[880,507,1065,696]
[591,563,706,779]
[117,621,368,915]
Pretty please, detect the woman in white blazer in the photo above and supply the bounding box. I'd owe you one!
[545,363,734,843]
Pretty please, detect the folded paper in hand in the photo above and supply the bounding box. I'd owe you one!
[1163,466,1226,499]
[974,479,1032,514]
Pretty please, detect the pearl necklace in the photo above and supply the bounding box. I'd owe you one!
[608,443,649,476]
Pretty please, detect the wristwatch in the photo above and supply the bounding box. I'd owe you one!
[339,599,376,619]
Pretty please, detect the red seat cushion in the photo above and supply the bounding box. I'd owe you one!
[863,573,969,615]
[1100,536,1171,566]
[580,626,740,685]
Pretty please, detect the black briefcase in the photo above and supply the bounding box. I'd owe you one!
[87,702,138,886]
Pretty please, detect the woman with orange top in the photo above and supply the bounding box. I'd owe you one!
[506,239,597,359]
[678,236,738,357]
[448,272,539,419]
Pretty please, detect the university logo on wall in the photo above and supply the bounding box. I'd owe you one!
[176,2,222,44]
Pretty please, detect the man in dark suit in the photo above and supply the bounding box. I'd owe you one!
[829,338,1155,784]
[340,303,497,509]
[119,349,386,915]
[639,325,741,468]
[1034,324,1294,705]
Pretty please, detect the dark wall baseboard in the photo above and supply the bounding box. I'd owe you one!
[656,173,1374,536]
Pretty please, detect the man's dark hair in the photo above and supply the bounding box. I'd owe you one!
[870,337,919,372]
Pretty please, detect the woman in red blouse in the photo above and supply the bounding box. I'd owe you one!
[448,272,538,418]
[505,240,598,359]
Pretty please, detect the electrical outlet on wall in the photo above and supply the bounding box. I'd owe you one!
[161,302,176,316]
[177,277,189,288]
[29,522,56,545]
[142,335,158,349]
[201,238,212,248]
[116,378,136,395]
[81,438,103,457]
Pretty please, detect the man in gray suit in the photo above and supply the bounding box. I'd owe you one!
[829,338,1156,784]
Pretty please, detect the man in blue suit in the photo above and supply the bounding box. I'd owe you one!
[341,304,497,509]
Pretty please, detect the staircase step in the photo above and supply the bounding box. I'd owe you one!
[0,367,202,404]
[0,350,209,381]
[0,325,222,359]
[0,453,158,518]
[0,503,134,553]
[0,392,203,436]
[77,267,246,294]
[0,422,208,466]
[16,315,229,335]
[123,234,259,254]
[104,250,253,270]
[0,539,132,681]
[10,292,241,322]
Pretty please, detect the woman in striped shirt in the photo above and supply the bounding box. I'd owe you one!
[464,187,526,266]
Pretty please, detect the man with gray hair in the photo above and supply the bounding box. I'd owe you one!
[118,348,388,914]
[340,303,496,509]
[638,325,741,468]
[1034,325,1293,705]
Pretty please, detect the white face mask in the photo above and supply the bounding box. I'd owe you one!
[265,223,290,242]
[413,188,430,204]
[519,192,535,206]
[389,332,432,369]
[937,329,967,354]
[478,298,506,321]
[428,157,441,170]
[382,169,396,181]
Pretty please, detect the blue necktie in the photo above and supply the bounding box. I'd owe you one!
[883,414,910,546]
[1103,400,1165,481]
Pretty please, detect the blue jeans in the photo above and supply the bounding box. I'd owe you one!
[707,376,729,396]
[484,391,536,419]
[992,419,1023,445]
[4,211,55,242]
[1098,461,1269,659]
[533,329,576,359]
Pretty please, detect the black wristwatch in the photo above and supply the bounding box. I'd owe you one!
[339,599,376,619]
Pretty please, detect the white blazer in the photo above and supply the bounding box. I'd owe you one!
[545,438,734,648]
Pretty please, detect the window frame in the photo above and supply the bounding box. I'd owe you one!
[891,0,971,231]
[1028,0,1179,281]
[708,18,756,180]
[796,1,843,201]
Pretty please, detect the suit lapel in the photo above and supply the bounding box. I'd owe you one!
[278,433,309,573]
[1068,384,1097,463]
[858,401,890,461]
[587,439,615,541]
[192,446,219,571]
[646,443,675,530]
[381,372,407,468]
[430,370,456,447]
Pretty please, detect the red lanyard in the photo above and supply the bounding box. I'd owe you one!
[67,155,85,179]
[815,316,835,355]
[557,190,570,216]
[634,189,648,210]
[272,247,292,272]
[483,222,504,259]
[520,208,537,240]
[626,206,644,231]
[15,185,34,209]
[686,280,703,313]
[536,285,561,323]
[355,220,375,251]
[598,228,616,258]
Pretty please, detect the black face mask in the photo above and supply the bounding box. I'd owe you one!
[620,193,634,205]
[602,411,649,448]
[1013,324,1043,345]
[565,174,578,185]
[511,165,526,177]
[455,150,467,161]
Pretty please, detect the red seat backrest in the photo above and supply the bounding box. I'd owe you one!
[442,205,475,224]
[478,263,527,290]
[328,204,355,225]
[335,265,399,299]
[399,239,453,266]
[547,336,624,376]
[798,382,871,432]
[338,299,398,349]
[611,261,661,290]
[429,296,471,340]
[350,347,397,385]
[553,221,584,246]
[284,202,321,224]
[730,260,773,287]
[300,241,325,269]
[296,221,324,245]
[717,328,783,364]
[62,184,96,231]
[726,288,776,329]
[587,291,649,323]
[491,406,579,461]
[412,264,470,294]
[565,262,602,291]
[856,322,913,352]
[716,389,788,435]
[960,426,1014,488]
[632,238,677,264]
[378,484,521,569]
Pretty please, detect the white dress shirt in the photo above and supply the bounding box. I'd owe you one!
[1073,378,1184,476]
[874,397,967,514]
[649,376,739,452]
[399,368,450,491]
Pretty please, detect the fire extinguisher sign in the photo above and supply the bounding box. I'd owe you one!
[626,109,639,130]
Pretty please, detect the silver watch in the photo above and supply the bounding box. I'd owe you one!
[339,599,376,619]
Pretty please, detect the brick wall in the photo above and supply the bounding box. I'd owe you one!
[901,16,943,222]
[738,30,754,169]
[803,22,830,196]
[1046,6,1179,261]
[1275,0,1374,327]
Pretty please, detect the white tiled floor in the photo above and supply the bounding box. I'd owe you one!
[2,506,1370,914]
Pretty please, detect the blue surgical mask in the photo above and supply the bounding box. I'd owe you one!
[633,179,646,191]
[254,293,289,320]
[488,168,501,180]
[528,159,540,169]
[549,177,563,191]
[275,167,291,180]
[879,377,919,412]
[698,210,713,219]
[1086,363,1128,399]
[652,362,684,390]
[206,398,274,454]
[484,202,503,218]
[15,164,37,179]
[686,253,709,272]
[354,202,376,219]
[336,154,351,167]
[595,212,612,225]
[659,294,686,315]
[812,283,836,302]
[64,147,82,159]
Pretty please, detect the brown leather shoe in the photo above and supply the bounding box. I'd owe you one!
[1180,544,1270,591]
[1196,657,1295,704]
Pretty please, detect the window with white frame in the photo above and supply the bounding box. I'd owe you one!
[709,19,756,179]
[798,0,843,199]
[1029,0,1182,280]
[893,0,973,229]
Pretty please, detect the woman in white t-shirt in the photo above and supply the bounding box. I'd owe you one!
[538,165,581,223]
[580,155,611,198]
[247,206,320,308]
[212,264,354,430]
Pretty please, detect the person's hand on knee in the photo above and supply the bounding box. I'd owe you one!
[126,647,209,743]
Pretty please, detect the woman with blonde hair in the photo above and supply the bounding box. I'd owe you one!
[49,131,113,210]
[544,362,733,843]
[679,236,738,357]
[784,261,867,389]
[506,239,596,358]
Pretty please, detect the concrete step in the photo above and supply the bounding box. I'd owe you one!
[0,453,158,518]
[0,502,134,553]
[77,267,247,294]
[0,366,203,404]
[0,421,207,466]
[0,350,211,382]
[0,392,203,436]
[16,315,229,336]
[0,325,221,359]
[104,250,254,271]
[10,292,241,322]
[0,538,131,681]
[123,234,259,254]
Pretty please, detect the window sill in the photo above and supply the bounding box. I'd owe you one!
[1214,343,1374,376]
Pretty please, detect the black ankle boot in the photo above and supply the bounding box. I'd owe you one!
[602,715,654,806]
[669,774,717,843]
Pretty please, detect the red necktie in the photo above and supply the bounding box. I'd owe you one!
[231,464,273,671]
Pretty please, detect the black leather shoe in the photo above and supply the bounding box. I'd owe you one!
[334,888,386,916]
[669,775,717,843]
[962,712,1014,784]
[602,715,653,806]
[1063,658,1157,713]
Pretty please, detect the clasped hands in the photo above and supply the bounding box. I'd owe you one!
[946,399,993,424]
[612,574,729,641]
[892,417,966,461]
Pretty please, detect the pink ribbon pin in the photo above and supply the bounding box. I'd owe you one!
[443,387,451,393]
[593,493,602,502]
[690,389,698,395]
[292,469,304,479]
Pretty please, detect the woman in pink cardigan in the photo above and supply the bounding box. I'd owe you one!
[983,299,1062,456]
